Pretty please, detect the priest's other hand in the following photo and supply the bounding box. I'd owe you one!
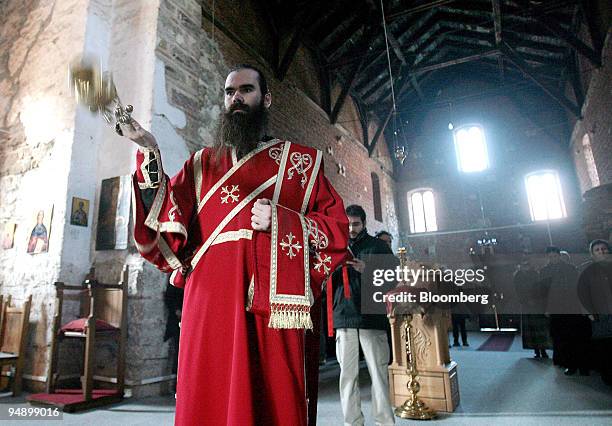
[251,198,272,232]
[119,118,158,149]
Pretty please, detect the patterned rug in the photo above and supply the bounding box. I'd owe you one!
[477,332,515,351]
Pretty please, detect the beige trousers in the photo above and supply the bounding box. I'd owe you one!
[336,328,395,426]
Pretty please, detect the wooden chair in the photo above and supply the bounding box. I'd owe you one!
[27,266,128,412]
[0,294,32,396]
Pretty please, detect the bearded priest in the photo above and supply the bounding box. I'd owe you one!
[119,64,349,426]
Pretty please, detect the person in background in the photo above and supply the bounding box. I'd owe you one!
[578,239,612,384]
[560,250,572,265]
[331,205,395,426]
[542,246,590,375]
[514,256,551,359]
[375,230,393,251]
[164,276,184,391]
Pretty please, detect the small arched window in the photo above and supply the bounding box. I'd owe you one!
[525,170,567,221]
[453,124,489,172]
[371,173,383,222]
[408,189,438,233]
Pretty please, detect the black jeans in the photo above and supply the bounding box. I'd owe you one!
[452,314,468,344]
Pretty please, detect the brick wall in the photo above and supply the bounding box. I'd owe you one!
[570,31,612,243]
[571,33,612,193]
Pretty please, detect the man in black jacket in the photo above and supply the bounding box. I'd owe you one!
[332,204,395,426]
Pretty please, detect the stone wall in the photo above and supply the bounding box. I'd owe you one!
[0,0,90,387]
[0,0,178,396]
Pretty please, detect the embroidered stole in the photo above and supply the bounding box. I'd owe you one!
[191,140,322,329]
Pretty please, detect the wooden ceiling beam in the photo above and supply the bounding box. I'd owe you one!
[501,43,581,118]
[491,0,504,80]
[276,5,321,81]
[580,0,604,55]
[532,9,601,67]
[335,8,438,74]
[321,7,368,58]
[313,48,332,117]
[367,66,415,157]
[492,0,502,45]
[568,50,585,109]
[361,57,402,102]
[409,49,501,75]
[256,0,280,71]
[385,0,456,21]
[354,98,370,148]
[386,31,407,64]
[330,23,378,124]
[307,0,350,43]
[257,0,279,38]
[356,20,445,96]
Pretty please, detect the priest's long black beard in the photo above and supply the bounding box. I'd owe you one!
[213,101,268,164]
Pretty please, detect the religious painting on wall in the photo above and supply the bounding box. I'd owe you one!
[96,176,131,250]
[2,223,16,250]
[26,206,53,254]
[70,197,90,227]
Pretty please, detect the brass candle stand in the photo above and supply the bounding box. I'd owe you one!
[394,313,437,420]
[393,248,437,420]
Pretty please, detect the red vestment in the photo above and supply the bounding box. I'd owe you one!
[132,140,348,425]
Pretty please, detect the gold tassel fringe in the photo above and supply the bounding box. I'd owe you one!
[268,308,313,330]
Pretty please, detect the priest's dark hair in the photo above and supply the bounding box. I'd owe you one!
[545,246,561,254]
[229,64,269,95]
[346,205,366,223]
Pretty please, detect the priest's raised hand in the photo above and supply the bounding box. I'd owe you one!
[118,118,158,149]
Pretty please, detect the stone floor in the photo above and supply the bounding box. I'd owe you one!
[2,332,611,425]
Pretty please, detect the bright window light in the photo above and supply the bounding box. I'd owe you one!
[408,189,438,233]
[454,125,489,172]
[525,171,567,221]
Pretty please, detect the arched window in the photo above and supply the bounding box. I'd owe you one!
[408,189,438,233]
[371,173,383,222]
[525,170,567,221]
[582,133,600,187]
[453,124,489,172]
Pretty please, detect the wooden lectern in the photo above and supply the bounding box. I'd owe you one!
[388,306,460,412]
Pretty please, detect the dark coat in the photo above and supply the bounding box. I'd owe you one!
[164,278,184,342]
[331,230,394,330]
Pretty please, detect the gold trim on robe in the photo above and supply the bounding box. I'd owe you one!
[272,142,291,204]
[190,175,277,269]
[268,203,313,329]
[197,140,280,213]
[300,150,322,214]
[211,229,253,246]
[193,149,204,203]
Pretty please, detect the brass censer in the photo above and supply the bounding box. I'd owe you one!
[69,57,134,135]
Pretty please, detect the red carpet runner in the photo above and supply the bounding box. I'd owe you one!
[477,333,515,351]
